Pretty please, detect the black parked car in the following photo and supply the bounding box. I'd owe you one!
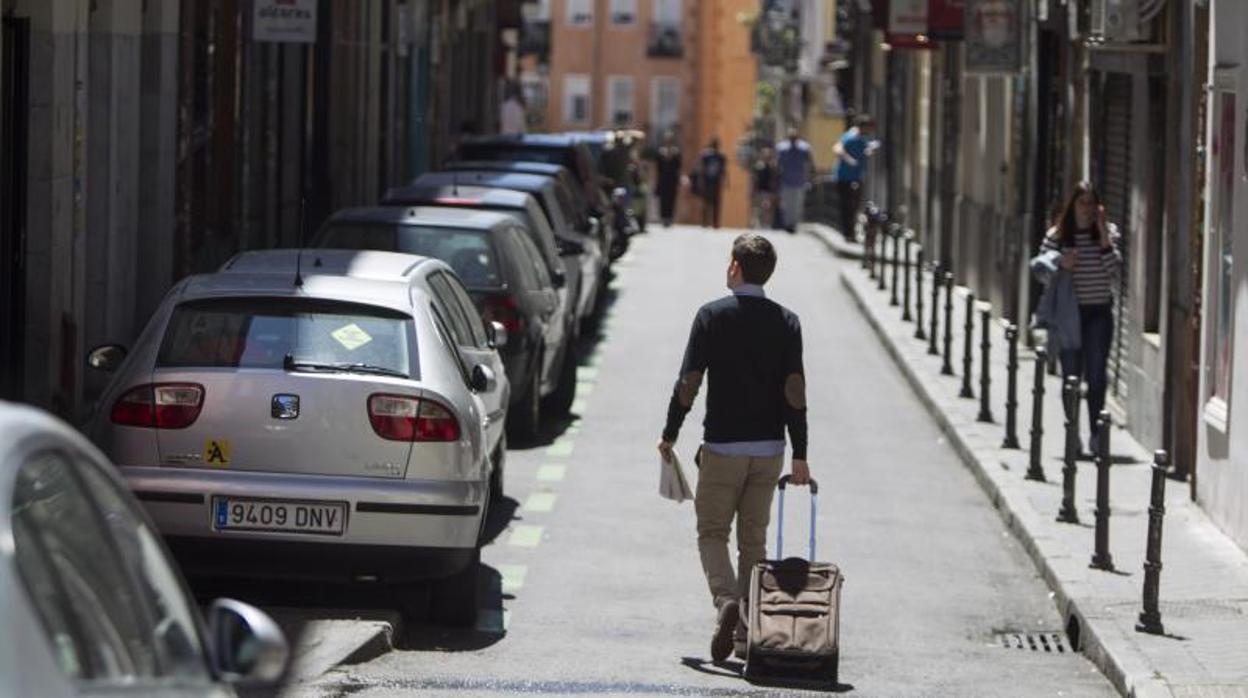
[312,206,578,439]
[380,183,603,331]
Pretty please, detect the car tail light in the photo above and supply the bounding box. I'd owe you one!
[481,294,524,335]
[368,394,461,442]
[111,383,204,429]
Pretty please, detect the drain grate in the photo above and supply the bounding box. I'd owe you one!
[996,632,1072,653]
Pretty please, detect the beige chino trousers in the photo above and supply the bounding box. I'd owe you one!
[695,448,784,609]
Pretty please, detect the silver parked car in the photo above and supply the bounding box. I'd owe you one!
[85,249,509,626]
[0,400,288,696]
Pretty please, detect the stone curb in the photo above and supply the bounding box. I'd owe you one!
[803,223,863,259]
[837,267,1167,698]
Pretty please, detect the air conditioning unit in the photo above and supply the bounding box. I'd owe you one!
[1090,0,1144,42]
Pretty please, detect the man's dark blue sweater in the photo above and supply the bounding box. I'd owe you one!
[662,291,808,459]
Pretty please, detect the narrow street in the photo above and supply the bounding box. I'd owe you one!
[287,226,1117,697]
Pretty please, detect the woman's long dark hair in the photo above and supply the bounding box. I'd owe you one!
[1053,180,1101,246]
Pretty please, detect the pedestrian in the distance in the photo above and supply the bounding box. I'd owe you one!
[1032,180,1123,456]
[695,138,728,229]
[750,145,779,230]
[657,234,811,662]
[654,131,683,227]
[499,80,527,135]
[775,128,814,233]
[832,114,877,242]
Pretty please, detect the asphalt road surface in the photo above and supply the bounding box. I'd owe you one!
[277,225,1117,697]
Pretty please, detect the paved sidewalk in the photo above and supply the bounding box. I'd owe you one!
[810,225,1248,698]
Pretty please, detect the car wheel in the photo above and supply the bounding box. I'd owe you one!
[430,548,480,627]
[506,360,541,442]
[543,348,577,416]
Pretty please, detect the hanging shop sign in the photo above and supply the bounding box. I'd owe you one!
[253,0,317,44]
[928,0,965,39]
[965,0,1022,74]
[890,0,929,35]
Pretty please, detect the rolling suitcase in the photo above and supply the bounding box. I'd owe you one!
[743,475,843,686]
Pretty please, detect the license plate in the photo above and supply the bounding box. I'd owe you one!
[212,497,347,536]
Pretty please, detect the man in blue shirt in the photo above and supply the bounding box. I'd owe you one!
[833,114,877,242]
[775,128,814,233]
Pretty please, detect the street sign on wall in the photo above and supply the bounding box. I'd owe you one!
[965,0,1022,74]
[253,0,317,44]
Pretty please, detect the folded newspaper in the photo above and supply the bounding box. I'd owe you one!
[659,450,694,502]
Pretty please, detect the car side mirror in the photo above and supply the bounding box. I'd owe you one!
[207,599,289,686]
[470,364,497,393]
[487,321,508,349]
[552,268,567,289]
[86,344,127,372]
[558,237,586,256]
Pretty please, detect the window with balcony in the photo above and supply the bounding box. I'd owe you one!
[649,0,682,57]
[564,74,591,125]
[567,0,593,26]
[608,76,635,126]
[611,0,637,25]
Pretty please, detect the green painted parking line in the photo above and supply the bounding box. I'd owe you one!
[575,381,595,397]
[546,439,575,458]
[524,492,558,513]
[508,524,544,548]
[571,398,589,415]
[536,464,567,482]
[475,608,510,634]
[498,564,527,594]
[577,366,599,380]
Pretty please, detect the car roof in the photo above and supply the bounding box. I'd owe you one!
[409,170,556,195]
[381,183,533,210]
[445,159,570,177]
[328,205,518,231]
[462,133,580,148]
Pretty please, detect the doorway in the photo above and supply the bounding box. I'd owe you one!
[1,17,30,400]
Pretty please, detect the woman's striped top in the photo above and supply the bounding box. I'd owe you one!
[1040,224,1123,306]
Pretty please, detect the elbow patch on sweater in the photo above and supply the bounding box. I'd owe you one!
[785,373,806,409]
[678,371,704,407]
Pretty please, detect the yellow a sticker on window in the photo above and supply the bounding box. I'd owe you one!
[204,439,231,466]
[331,323,373,350]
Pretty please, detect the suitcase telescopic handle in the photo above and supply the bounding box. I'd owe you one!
[776,476,818,560]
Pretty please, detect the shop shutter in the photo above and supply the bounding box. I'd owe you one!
[1101,74,1132,400]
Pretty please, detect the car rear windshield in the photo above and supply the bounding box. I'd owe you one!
[157,297,415,377]
[317,222,504,289]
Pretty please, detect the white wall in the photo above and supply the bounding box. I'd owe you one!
[1196,0,1248,552]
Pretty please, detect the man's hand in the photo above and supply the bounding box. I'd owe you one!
[657,439,675,464]
[789,459,811,485]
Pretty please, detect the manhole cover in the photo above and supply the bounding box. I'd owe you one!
[996,632,1072,653]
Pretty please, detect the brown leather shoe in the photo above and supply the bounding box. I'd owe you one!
[711,599,739,662]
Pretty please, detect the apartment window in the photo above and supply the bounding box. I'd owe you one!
[611,0,637,24]
[651,77,680,134]
[608,76,635,126]
[564,74,591,125]
[654,0,681,25]
[567,0,593,26]
[1204,72,1238,430]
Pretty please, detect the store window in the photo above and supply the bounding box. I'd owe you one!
[1204,72,1238,430]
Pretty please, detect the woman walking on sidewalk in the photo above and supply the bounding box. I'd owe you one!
[1034,181,1123,455]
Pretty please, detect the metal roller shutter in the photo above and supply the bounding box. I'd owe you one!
[1100,73,1132,400]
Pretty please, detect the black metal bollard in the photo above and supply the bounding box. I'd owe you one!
[902,234,914,321]
[889,227,901,306]
[1136,450,1170,635]
[876,223,888,291]
[1002,325,1021,448]
[914,248,926,340]
[1090,411,1115,571]
[928,262,941,355]
[941,272,955,375]
[1026,347,1048,481]
[1057,375,1081,524]
[977,307,994,422]
[959,292,975,399]
[861,206,874,272]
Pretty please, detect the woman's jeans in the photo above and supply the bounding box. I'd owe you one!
[1059,303,1114,441]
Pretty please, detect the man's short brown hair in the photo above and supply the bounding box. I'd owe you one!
[732,234,777,285]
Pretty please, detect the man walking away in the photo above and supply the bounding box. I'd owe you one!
[657,234,811,662]
[750,145,779,229]
[832,114,877,242]
[775,128,814,233]
[654,131,683,227]
[697,138,728,229]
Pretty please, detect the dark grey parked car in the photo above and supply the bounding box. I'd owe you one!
[380,183,603,329]
[313,207,578,439]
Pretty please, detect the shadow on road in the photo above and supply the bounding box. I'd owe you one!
[480,495,519,547]
[680,657,855,694]
[394,563,507,651]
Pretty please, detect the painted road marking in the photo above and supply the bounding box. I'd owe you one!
[498,564,527,594]
[508,524,544,548]
[571,398,588,414]
[577,366,599,380]
[524,492,558,513]
[546,440,575,458]
[575,381,595,397]
[537,464,567,482]
[475,608,510,634]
